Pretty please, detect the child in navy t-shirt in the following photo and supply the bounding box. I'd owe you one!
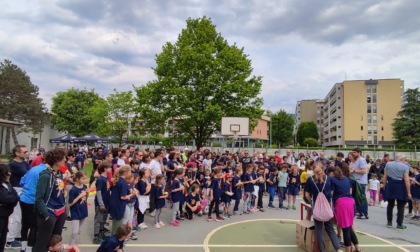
[242,164,255,214]
[221,173,233,218]
[170,169,184,227]
[207,168,223,222]
[154,174,168,228]
[96,224,131,252]
[232,167,243,215]
[68,171,89,246]
[94,162,112,243]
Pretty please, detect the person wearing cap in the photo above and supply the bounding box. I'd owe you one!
[221,173,233,219]
[350,148,369,219]
[383,153,411,230]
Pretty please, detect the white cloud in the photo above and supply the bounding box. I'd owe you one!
[1,0,419,114]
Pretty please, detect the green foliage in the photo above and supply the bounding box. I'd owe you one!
[267,109,294,147]
[0,59,47,133]
[303,137,318,147]
[392,88,420,146]
[212,141,222,147]
[90,89,135,145]
[297,121,319,146]
[134,17,264,149]
[51,88,102,136]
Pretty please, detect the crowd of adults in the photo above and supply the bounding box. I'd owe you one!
[0,144,418,252]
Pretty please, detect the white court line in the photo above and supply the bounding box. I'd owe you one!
[202,218,411,252]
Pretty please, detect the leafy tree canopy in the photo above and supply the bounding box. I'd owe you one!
[392,88,420,146]
[0,59,46,133]
[297,121,319,146]
[134,16,264,148]
[90,89,136,145]
[266,109,294,147]
[51,88,102,136]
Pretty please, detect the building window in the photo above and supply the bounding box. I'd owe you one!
[372,85,377,93]
[373,104,377,113]
[373,115,377,123]
[367,85,371,93]
[381,126,384,131]
[374,135,378,144]
[361,136,364,141]
[381,115,384,121]
[367,95,371,103]
[367,105,371,113]
[373,125,377,134]
[372,94,377,103]
[368,115,372,123]
[368,125,372,134]
[361,126,363,131]
[368,135,373,143]
[382,136,384,141]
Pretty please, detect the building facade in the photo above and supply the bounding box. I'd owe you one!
[295,79,404,147]
[293,99,324,144]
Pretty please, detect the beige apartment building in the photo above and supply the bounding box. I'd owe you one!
[295,79,404,147]
[293,99,324,144]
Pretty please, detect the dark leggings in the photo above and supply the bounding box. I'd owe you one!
[257,189,264,208]
[208,198,220,217]
[20,201,38,247]
[342,226,359,247]
[408,200,413,214]
[0,218,9,251]
[179,202,184,215]
[233,198,240,212]
[387,199,406,226]
[137,209,144,225]
[33,214,66,252]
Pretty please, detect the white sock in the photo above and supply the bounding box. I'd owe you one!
[21,241,27,250]
[26,246,32,252]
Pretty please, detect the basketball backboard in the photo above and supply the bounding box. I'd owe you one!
[221,117,249,136]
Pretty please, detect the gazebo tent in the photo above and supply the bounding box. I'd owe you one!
[49,134,76,143]
[97,136,117,143]
[73,133,101,143]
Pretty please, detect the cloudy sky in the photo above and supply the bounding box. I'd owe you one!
[1,0,420,113]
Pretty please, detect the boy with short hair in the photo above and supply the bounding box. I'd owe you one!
[277,164,288,209]
[48,235,80,252]
[93,162,112,243]
[185,184,203,219]
[96,224,132,252]
[256,166,266,211]
[266,166,279,208]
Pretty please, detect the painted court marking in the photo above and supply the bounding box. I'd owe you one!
[75,218,416,251]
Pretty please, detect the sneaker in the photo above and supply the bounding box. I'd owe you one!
[176,216,182,221]
[133,226,140,231]
[6,241,22,249]
[66,216,71,222]
[260,208,265,212]
[207,216,213,221]
[250,208,258,213]
[233,211,239,215]
[286,205,291,210]
[215,217,223,222]
[243,211,250,214]
[175,219,180,224]
[405,213,413,218]
[170,221,179,227]
[292,205,296,210]
[226,214,232,219]
[159,221,165,226]
[139,223,148,229]
[364,215,369,219]
[93,237,102,244]
[396,225,407,231]
[386,222,392,228]
[130,233,138,240]
[62,226,67,231]
[149,210,156,217]
[154,223,161,229]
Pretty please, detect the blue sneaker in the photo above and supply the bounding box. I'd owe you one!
[5,240,21,249]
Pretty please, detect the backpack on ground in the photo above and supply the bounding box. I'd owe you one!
[311,176,334,222]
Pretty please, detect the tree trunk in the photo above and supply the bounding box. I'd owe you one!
[11,127,19,146]
[5,127,11,154]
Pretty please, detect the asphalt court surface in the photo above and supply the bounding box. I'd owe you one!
[6,195,420,252]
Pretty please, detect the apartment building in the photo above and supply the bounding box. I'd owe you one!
[293,99,324,144]
[295,79,404,147]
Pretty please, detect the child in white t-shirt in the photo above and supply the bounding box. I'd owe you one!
[368,174,380,206]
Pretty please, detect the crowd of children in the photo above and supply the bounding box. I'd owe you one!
[2,145,420,252]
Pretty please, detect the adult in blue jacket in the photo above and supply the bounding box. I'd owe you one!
[19,163,47,251]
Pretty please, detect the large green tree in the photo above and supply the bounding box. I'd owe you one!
[51,88,102,136]
[0,59,46,153]
[267,109,294,146]
[135,17,264,148]
[90,89,136,145]
[392,88,420,146]
[297,121,319,146]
